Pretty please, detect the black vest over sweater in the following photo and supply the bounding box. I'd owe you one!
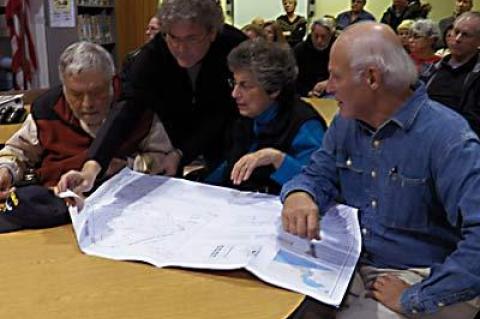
[224,98,325,194]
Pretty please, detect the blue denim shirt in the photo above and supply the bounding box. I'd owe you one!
[281,84,480,314]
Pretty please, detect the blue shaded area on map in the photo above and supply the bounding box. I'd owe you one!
[302,270,323,288]
[274,250,331,289]
[274,250,330,271]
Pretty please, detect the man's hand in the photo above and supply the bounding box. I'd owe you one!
[56,160,101,195]
[230,148,285,185]
[282,192,320,239]
[308,80,328,97]
[159,149,182,176]
[366,274,410,315]
[0,167,13,200]
[105,158,127,177]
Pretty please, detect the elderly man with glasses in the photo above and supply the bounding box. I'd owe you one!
[0,42,173,232]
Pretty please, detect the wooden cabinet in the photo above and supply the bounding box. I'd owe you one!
[115,0,157,64]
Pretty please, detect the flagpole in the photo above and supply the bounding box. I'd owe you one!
[20,0,27,89]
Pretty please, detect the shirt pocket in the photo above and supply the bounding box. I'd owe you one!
[381,168,430,231]
[335,152,364,208]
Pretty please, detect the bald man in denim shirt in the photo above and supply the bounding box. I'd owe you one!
[281,22,480,318]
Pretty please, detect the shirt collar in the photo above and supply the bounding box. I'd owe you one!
[388,82,427,131]
[253,102,279,135]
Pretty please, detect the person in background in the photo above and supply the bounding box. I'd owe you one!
[205,39,325,194]
[0,42,173,232]
[423,11,480,137]
[242,24,265,40]
[145,15,162,41]
[263,20,288,47]
[396,19,414,52]
[408,19,441,73]
[294,17,336,97]
[276,0,307,47]
[336,0,375,31]
[439,0,473,45]
[435,24,455,57]
[281,21,480,319]
[57,0,246,196]
[120,13,162,95]
[251,17,265,28]
[381,0,431,32]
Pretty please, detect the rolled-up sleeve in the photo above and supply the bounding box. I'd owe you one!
[0,114,43,183]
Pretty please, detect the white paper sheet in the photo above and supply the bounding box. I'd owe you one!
[70,168,361,306]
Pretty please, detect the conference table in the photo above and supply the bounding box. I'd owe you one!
[303,97,339,125]
[0,225,307,318]
[0,96,339,318]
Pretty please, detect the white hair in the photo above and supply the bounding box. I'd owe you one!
[58,41,115,83]
[411,19,440,39]
[345,23,418,90]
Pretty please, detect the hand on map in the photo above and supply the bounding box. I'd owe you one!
[57,160,101,203]
[282,191,320,240]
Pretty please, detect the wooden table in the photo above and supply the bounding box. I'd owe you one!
[303,97,338,126]
[0,225,304,319]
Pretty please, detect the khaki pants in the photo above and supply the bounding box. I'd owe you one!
[337,266,480,319]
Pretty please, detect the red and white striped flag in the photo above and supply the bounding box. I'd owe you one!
[6,0,38,90]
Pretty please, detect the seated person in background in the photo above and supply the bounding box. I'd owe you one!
[242,23,265,40]
[294,17,336,97]
[439,0,473,46]
[205,39,326,195]
[423,11,480,137]
[120,13,162,95]
[0,42,173,233]
[396,19,414,52]
[251,17,265,28]
[435,24,454,57]
[276,0,307,47]
[281,22,480,318]
[408,19,441,73]
[263,20,288,47]
[336,0,375,31]
[381,0,431,32]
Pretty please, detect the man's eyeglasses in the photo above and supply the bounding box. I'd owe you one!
[164,32,209,47]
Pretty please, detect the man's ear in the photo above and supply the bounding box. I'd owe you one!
[365,67,380,90]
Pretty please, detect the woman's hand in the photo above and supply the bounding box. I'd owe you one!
[230,148,285,185]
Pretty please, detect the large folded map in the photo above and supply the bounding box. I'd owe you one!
[69,168,361,306]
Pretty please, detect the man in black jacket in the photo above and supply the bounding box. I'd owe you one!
[294,17,336,97]
[57,0,247,194]
[423,12,480,137]
[381,0,430,32]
